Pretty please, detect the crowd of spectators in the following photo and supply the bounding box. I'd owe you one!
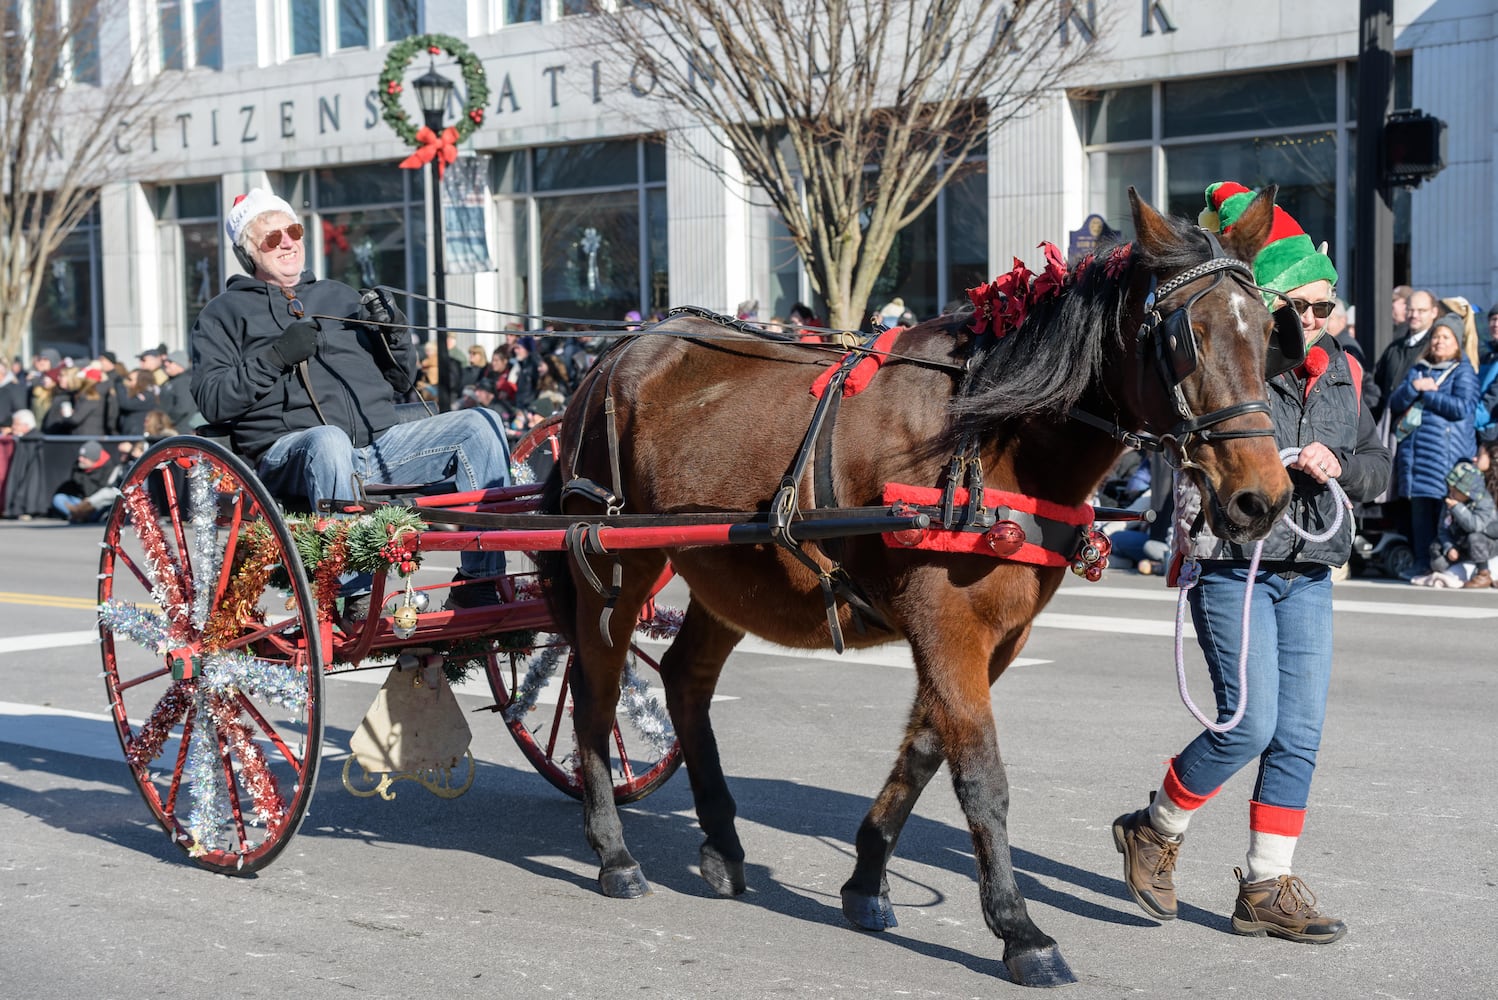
[0,345,193,522]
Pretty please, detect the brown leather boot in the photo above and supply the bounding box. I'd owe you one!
[1231,868,1347,944]
[1464,568,1493,589]
[1112,807,1181,919]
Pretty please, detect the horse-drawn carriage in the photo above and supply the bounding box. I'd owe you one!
[97,190,1301,987]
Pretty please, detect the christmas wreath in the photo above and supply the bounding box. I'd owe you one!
[379,33,490,147]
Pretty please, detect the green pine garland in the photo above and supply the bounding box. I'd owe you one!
[379,34,490,147]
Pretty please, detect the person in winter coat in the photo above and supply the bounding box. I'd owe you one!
[1387,314,1480,577]
[1111,182,1390,947]
[189,188,511,614]
[41,367,109,438]
[115,369,160,437]
[1412,460,1498,588]
[51,439,120,522]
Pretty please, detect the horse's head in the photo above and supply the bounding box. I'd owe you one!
[1121,187,1292,543]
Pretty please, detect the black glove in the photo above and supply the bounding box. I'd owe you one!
[360,287,407,345]
[270,319,320,369]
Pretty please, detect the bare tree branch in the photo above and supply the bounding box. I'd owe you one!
[569,0,1105,329]
[1,0,169,363]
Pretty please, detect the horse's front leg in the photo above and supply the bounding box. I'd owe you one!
[922,632,1077,988]
[657,598,746,896]
[840,700,944,930]
[840,627,1033,933]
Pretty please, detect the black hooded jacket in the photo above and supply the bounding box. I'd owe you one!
[189,272,418,462]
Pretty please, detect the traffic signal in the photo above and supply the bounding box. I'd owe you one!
[1383,110,1446,188]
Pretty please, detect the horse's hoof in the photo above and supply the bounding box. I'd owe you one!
[840,888,898,931]
[699,845,746,897]
[1005,944,1077,988]
[599,865,652,899]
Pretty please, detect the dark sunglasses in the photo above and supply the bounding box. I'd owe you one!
[1287,297,1336,320]
[258,223,304,252]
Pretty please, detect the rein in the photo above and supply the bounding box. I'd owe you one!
[1172,448,1352,733]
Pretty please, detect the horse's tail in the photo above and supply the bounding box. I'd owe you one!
[533,462,580,648]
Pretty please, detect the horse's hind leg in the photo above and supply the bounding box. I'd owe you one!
[571,552,668,899]
[657,598,747,896]
[841,700,944,930]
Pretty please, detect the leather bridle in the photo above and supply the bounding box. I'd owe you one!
[1072,238,1277,467]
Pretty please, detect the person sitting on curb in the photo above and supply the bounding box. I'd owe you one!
[52,440,121,523]
[1412,460,1498,588]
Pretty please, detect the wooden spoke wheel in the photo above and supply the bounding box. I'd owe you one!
[98,437,324,875]
[502,418,682,803]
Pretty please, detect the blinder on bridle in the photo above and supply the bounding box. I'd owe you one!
[1125,233,1294,464]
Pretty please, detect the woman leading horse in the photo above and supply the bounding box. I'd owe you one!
[536,189,1292,986]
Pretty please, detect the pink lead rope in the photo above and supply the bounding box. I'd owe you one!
[1173,448,1352,733]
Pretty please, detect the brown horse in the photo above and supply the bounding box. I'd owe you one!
[536,190,1292,986]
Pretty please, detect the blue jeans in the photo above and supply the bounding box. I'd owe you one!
[256,409,511,578]
[1171,564,1334,811]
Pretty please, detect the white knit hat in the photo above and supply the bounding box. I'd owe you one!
[225,188,298,246]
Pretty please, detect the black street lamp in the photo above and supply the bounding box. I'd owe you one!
[413,60,454,408]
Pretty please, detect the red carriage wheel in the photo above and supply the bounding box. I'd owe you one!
[98,436,324,874]
[502,418,682,803]
[485,636,681,803]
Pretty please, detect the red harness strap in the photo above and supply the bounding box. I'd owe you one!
[809,327,905,400]
[880,482,1096,568]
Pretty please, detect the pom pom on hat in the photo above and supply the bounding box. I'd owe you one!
[225,188,298,247]
[1203,181,1337,295]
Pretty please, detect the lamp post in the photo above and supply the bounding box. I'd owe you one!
[413,61,454,409]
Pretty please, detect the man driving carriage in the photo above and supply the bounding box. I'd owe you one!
[188,188,511,616]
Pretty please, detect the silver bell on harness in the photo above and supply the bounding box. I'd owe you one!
[1070,528,1111,582]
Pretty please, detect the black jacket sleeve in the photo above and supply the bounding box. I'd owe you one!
[1336,402,1393,504]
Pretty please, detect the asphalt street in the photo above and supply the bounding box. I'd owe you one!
[1,517,1494,999]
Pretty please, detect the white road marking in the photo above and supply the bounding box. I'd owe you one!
[1054,585,1498,619]
[0,631,98,655]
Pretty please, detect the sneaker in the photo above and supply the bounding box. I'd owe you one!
[443,571,504,611]
[1136,559,1156,577]
[1464,568,1494,589]
[1231,868,1347,944]
[1431,571,1462,589]
[1112,806,1181,920]
[1408,574,1433,587]
[68,500,95,523]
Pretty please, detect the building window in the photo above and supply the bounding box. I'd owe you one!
[493,138,667,322]
[32,203,104,359]
[1076,58,1413,298]
[159,0,220,70]
[276,165,430,327]
[3,0,101,85]
[156,182,220,340]
[288,0,421,56]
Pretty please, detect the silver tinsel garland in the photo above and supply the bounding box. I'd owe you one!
[188,458,220,632]
[618,653,676,757]
[183,696,232,852]
[501,642,566,723]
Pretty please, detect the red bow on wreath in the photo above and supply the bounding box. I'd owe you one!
[399,125,459,179]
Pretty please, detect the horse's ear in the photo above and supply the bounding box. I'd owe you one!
[1129,187,1177,257]
[1219,183,1278,264]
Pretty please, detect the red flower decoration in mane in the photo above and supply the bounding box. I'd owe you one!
[967,279,999,336]
[1032,242,1068,301]
[1073,253,1095,285]
[992,257,1034,337]
[1104,242,1133,280]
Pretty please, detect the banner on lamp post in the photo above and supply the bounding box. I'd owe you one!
[441,156,494,274]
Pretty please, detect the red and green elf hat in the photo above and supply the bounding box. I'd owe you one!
[1199,181,1337,295]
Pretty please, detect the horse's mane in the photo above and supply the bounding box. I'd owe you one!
[946,214,1213,445]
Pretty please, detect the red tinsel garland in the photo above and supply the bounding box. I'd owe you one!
[124,680,194,768]
[311,533,349,622]
[208,693,286,830]
[121,485,190,637]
